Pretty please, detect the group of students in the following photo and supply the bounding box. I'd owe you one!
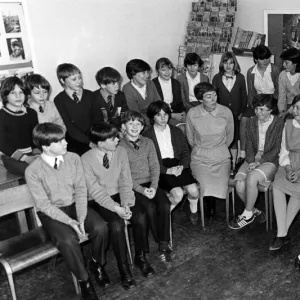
[1,44,300,299]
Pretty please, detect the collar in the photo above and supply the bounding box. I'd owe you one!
[41,153,64,168]
[3,105,27,115]
[131,80,147,92]
[94,147,113,160]
[28,100,46,112]
[158,76,171,85]
[293,119,300,128]
[258,114,274,126]
[100,88,114,102]
[154,124,169,133]
[252,64,272,75]
[186,71,200,81]
[65,89,82,102]
[199,103,218,116]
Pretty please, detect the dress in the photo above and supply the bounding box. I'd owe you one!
[273,119,300,198]
[186,103,234,198]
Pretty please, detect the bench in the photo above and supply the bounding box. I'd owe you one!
[0,184,88,300]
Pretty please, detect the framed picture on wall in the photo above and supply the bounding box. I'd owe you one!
[264,10,300,70]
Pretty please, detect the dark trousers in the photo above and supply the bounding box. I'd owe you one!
[89,193,148,262]
[38,204,108,281]
[134,183,171,244]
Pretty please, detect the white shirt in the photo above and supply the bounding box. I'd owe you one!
[158,77,173,106]
[222,74,236,92]
[41,153,64,168]
[131,80,147,99]
[279,119,300,166]
[252,64,275,95]
[258,115,274,151]
[94,148,113,166]
[154,125,174,159]
[186,71,200,102]
[287,72,300,86]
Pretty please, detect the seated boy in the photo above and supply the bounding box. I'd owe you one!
[25,123,108,300]
[82,123,155,283]
[94,67,128,129]
[177,52,209,111]
[54,63,104,156]
[119,110,173,263]
[25,74,65,130]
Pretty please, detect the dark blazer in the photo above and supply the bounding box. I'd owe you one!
[212,73,247,116]
[143,124,191,174]
[152,77,185,113]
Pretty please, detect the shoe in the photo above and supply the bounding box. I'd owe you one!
[295,254,300,270]
[190,211,199,225]
[228,213,255,230]
[269,235,291,251]
[134,251,155,278]
[118,263,136,290]
[79,279,98,300]
[252,207,266,223]
[89,260,110,288]
[235,157,245,171]
[159,245,173,264]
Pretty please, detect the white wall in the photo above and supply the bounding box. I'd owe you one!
[25,0,193,98]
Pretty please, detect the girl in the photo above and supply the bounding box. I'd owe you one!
[212,52,247,170]
[144,101,199,225]
[0,76,39,175]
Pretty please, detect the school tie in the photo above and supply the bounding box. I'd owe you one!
[107,95,116,115]
[103,153,109,169]
[72,92,80,104]
[129,139,140,150]
[225,75,234,80]
[39,105,44,113]
[54,158,58,169]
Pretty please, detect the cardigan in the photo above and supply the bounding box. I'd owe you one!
[54,89,104,145]
[212,73,247,116]
[122,80,161,125]
[81,146,135,211]
[25,152,87,225]
[152,77,185,113]
[119,136,160,194]
[245,115,284,166]
[177,72,209,111]
[246,63,280,107]
[143,124,191,174]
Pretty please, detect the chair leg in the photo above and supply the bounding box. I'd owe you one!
[169,212,173,249]
[226,189,230,224]
[0,260,17,300]
[71,272,80,294]
[199,193,205,229]
[232,188,235,218]
[124,221,133,267]
[265,191,269,231]
[269,186,273,230]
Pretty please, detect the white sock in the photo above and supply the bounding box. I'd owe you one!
[188,198,198,213]
[241,209,253,220]
[240,150,246,158]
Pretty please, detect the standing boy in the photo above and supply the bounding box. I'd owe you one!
[54,63,104,156]
[119,111,173,265]
[25,123,108,300]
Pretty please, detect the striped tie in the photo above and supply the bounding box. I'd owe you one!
[103,153,109,169]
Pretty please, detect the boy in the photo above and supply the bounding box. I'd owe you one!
[82,123,154,285]
[119,110,173,264]
[25,74,65,129]
[177,52,209,111]
[54,63,104,156]
[25,123,108,300]
[94,67,128,129]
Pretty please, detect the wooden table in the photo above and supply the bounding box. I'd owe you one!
[0,164,28,233]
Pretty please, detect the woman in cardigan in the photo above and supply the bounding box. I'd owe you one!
[152,57,186,126]
[238,45,280,169]
[122,59,161,130]
[144,101,199,225]
[229,94,284,230]
[269,95,300,251]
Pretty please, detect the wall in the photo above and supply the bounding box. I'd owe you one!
[25,0,193,98]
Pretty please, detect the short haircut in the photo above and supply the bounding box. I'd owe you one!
[219,52,241,74]
[147,101,172,125]
[280,48,300,64]
[292,94,300,106]
[121,110,145,127]
[33,123,65,151]
[0,76,26,106]
[184,52,204,68]
[194,82,216,101]
[252,45,272,63]
[252,94,274,111]
[95,67,121,86]
[89,123,119,143]
[56,63,81,85]
[125,59,151,80]
[24,74,51,95]
[155,57,173,71]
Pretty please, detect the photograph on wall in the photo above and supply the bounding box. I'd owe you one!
[7,37,25,61]
[2,8,21,33]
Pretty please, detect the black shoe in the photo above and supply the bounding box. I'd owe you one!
[79,279,98,300]
[89,260,110,288]
[190,211,199,225]
[269,235,291,251]
[118,263,136,290]
[134,251,155,278]
[235,157,245,171]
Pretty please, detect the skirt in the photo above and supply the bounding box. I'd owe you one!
[159,158,197,192]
